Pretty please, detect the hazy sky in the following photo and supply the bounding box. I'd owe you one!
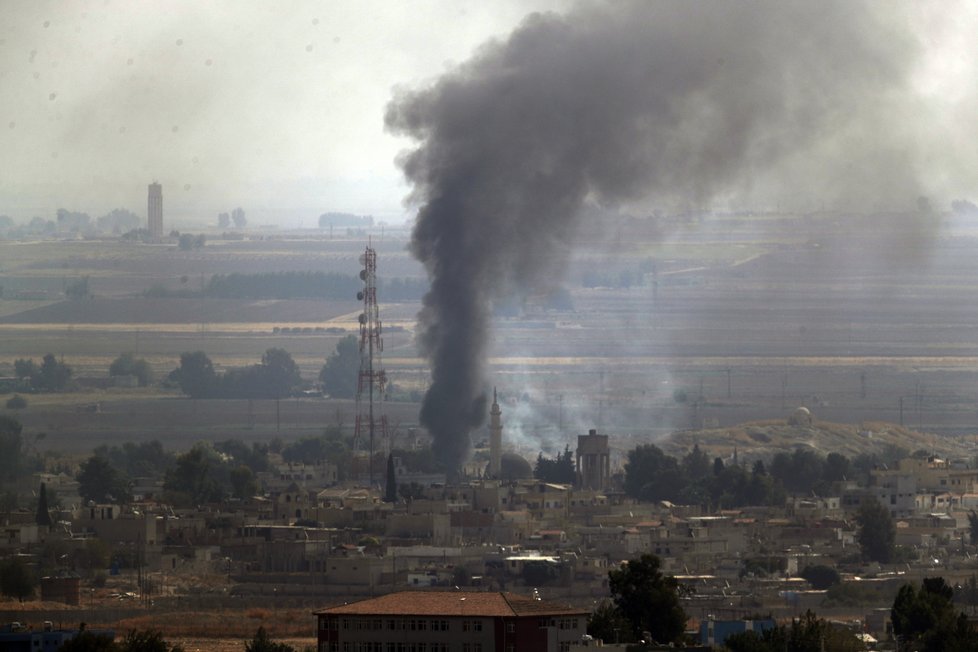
[1,1,977,227]
[0,0,569,225]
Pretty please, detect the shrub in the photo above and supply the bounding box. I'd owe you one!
[5,395,26,409]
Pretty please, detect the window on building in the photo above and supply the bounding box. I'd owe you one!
[506,623,515,633]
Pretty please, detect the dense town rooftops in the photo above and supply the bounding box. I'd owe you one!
[315,591,587,618]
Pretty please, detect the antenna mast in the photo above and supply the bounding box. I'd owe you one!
[354,243,388,486]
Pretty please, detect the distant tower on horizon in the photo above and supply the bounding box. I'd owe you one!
[147,182,163,238]
[489,388,502,478]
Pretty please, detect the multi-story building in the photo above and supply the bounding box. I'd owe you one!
[315,591,588,652]
[147,182,163,238]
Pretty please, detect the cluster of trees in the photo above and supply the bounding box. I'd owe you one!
[176,233,206,250]
[76,438,273,508]
[724,611,866,652]
[0,416,47,502]
[109,352,153,386]
[169,349,300,399]
[280,426,349,465]
[6,352,153,392]
[951,199,978,215]
[96,208,141,233]
[78,456,134,504]
[0,556,34,602]
[317,333,415,402]
[74,429,440,509]
[217,207,247,229]
[318,212,373,228]
[892,577,978,651]
[624,444,894,509]
[587,554,687,645]
[319,335,359,398]
[534,446,576,484]
[13,354,73,391]
[724,577,978,652]
[0,208,144,239]
[0,416,27,480]
[65,277,91,299]
[162,444,259,506]
[623,444,785,508]
[856,497,897,563]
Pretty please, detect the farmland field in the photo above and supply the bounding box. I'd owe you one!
[2,217,978,460]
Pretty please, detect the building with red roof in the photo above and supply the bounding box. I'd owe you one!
[314,590,588,652]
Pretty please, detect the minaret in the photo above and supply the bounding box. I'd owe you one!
[489,387,502,478]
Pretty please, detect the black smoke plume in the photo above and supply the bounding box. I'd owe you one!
[386,1,922,475]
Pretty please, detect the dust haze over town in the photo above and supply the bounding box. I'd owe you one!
[6,0,978,648]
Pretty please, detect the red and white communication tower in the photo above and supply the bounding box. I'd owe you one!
[354,244,388,486]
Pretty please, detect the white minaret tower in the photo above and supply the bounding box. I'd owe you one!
[489,387,502,478]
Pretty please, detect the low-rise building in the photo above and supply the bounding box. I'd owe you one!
[315,590,588,652]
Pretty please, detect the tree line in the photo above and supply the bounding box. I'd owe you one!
[144,271,428,301]
[622,443,900,509]
[12,354,73,391]
[169,349,301,400]
[6,337,359,401]
[171,336,362,400]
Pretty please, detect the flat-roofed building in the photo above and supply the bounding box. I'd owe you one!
[315,590,588,652]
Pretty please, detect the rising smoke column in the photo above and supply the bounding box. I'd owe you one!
[386,1,922,475]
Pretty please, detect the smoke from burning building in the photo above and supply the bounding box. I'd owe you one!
[388,1,931,476]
